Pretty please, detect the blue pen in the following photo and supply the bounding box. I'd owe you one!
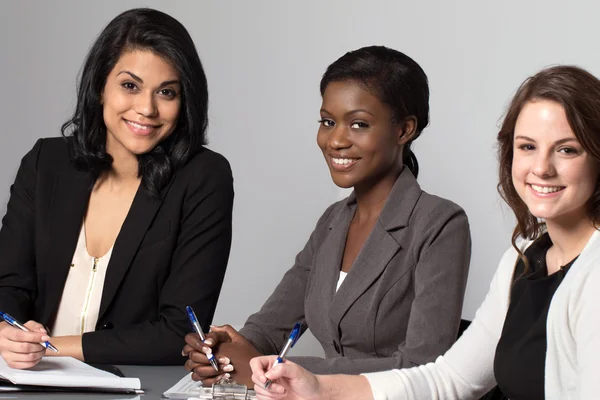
[0,311,58,353]
[264,322,302,389]
[186,306,219,372]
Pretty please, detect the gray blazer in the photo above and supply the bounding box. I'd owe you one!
[239,168,471,374]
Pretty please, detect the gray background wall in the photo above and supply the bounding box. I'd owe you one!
[1,0,599,356]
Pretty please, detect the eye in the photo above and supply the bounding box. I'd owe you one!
[559,147,579,155]
[121,82,138,91]
[350,121,369,129]
[318,119,335,127]
[158,88,178,98]
[518,144,535,151]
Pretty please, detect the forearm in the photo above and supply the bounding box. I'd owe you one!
[46,335,83,360]
[82,322,185,365]
[318,374,373,400]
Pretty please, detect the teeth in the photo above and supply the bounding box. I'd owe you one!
[332,158,356,165]
[126,120,154,130]
[531,184,563,194]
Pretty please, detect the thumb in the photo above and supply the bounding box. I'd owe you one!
[265,360,304,382]
[210,324,241,342]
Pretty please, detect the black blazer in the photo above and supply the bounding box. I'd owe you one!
[0,137,234,365]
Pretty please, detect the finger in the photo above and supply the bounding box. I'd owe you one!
[205,326,232,344]
[188,350,211,364]
[3,327,48,344]
[211,324,244,341]
[218,356,231,365]
[250,355,278,377]
[5,359,42,370]
[190,363,225,379]
[253,382,286,399]
[192,372,230,385]
[23,321,47,334]
[4,339,45,355]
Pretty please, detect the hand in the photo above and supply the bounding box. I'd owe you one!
[0,320,49,369]
[183,330,231,385]
[250,355,321,400]
[183,324,262,387]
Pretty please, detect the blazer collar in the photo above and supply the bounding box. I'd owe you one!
[336,166,422,233]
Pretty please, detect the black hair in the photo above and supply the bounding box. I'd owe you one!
[61,8,208,198]
[320,45,429,177]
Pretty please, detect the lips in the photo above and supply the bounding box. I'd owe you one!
[328,155,359,171]
[124,119,160,136]
[529,184,565,194]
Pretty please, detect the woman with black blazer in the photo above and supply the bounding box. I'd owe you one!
[0,8,233,367]
[183,46,471,386]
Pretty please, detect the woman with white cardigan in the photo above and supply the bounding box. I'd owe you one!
[248,65,600,400]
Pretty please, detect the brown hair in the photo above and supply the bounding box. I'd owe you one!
[497,65,600,268]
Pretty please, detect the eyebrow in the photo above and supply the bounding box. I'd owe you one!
[514,135,578,145]
[116,71,180,86]
[320,108,375,117]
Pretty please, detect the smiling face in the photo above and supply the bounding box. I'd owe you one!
[102,49,181,158]
[317,80,408,191]
[512,100,600,225]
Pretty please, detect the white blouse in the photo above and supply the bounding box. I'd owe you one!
[51,224,113,336]
[336,271,347,292]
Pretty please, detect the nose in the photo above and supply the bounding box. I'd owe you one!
[531,151,556,178]
[328,125,351,150]
[134,91,158,118]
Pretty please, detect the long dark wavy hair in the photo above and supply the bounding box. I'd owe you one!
[61,8,209,198]
[319,45,429,178]
[497,65,600,268]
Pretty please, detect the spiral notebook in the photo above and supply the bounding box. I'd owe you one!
[0,356,142,394]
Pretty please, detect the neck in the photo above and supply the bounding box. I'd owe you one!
[104,144,140,185]
[545,215,596,266]
[353,169,401,223]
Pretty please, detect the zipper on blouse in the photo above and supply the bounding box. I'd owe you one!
[80,257,99,335]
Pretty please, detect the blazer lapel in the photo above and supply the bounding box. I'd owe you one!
[98,177,174,320]
[44,169,94,323]
[311,204,355,309]
[328,167,422,328]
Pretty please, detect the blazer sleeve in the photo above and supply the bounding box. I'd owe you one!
[361,247,516,400]
[0,139,43,321]
[81,153,234,365]
[288,205,472,373]
[238,203,338,355]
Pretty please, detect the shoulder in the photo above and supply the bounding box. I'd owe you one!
[20,136,73,172]
[175,147,233,186]
[408,191,469,236]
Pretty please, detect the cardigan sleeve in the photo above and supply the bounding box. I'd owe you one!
[362,247,516,400]
[0,139,43,321]
[573,260,600,399]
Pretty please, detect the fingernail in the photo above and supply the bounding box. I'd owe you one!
[259,375,266,383]
[224,373,230,379]
[41,335,50,341]
[219,357,230,364]
[204,338,213,345]
[202,346,212,354]
[222,364,234,372]
[181,349,186,356]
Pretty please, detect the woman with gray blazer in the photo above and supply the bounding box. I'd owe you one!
[183,45,471,386]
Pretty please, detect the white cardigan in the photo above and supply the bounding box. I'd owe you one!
[364,230,600,400]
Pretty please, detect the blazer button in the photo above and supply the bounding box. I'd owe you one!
[98,322,113,330]
[333,341,340,354]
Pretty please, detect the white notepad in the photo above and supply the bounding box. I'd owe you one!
[0,356,142,393]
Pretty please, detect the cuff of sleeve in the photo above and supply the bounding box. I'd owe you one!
[361,371,400,400]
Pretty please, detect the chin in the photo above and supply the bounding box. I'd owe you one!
[330,176,355,189]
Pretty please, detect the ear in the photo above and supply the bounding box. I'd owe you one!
[396,116,418,146]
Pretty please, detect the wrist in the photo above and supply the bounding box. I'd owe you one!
[318,374,373,400]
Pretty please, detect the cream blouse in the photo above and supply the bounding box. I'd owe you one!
[51,224,113,336]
